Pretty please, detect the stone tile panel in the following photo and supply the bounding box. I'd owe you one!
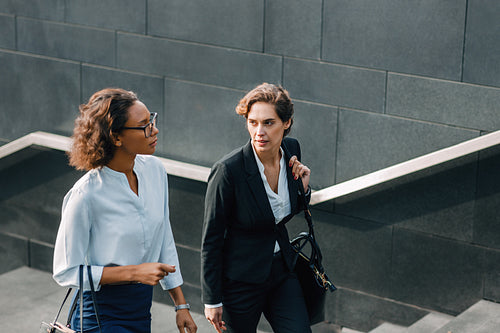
[387,73,500,131]
[66,0,146,33]
[117,33,282,91]
[0,233,29,274]
[473,145,500,249]
[0,14,15,49]
[335,155,478,242]
[264,0,322,59]
[0,0,64,20]
[335,109,479,182]
[390,228,484,313]
[161,79,248,166]
[148,0,264,51]
[322,0,465,80]
[0,51,80,140]
[17,17,115,66]
[463,0,500,88]
[167,175,207,250]
[284,58,386,113]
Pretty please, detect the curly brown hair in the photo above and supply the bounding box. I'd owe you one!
[69,88,138,171]
[235,83,294,137]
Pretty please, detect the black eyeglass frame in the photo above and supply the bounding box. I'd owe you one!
[122,112,158,138]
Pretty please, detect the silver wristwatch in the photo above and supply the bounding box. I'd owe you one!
[174,303,191,312]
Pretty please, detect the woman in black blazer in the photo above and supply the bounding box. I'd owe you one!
[201,83,312,333]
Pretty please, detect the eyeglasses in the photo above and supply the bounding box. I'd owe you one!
[122,112,158,138]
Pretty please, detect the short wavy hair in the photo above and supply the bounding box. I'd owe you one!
[69,88,138,171]
[235,83,294,137]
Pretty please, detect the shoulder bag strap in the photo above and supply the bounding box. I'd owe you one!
[51,288,73,326]
[66,265,102,333]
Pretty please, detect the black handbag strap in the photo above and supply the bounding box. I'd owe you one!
[51,287,73,327]
[65,265,102,332]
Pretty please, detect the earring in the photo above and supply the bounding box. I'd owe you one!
[116,142,122,147]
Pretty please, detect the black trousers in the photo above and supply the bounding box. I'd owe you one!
[222,253,311,333]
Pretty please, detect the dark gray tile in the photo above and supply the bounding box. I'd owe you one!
[29,239,54,273]
[287,210,393,297]
[176,246,201,287]
[283,58,386,113]
[117,33,282,91]
[484,249,500,302]
[473,145,500,249]
[0,51,80,139]
[463,0,500,88]
[335,109,479,182]
[335,154,478,242]
[329,288,426,332]
[148,0,263,51]
[390,228,484,314]
[0,149,81,244]
[82,65,163,116]
[160,79,247,166]
[322,0,465,80]
[290,101,338,189]
[264,0,322,59]
[168,175,207,250]
[0,233,29,274]
[0,14,15,49]
[17,17,115,66]
[66,0,146,33]
[0,0,64,20]
[387,73,500,131]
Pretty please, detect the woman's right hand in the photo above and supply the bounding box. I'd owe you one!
[133,262,176,285]
[101,262,176,286]
[205,306,226,332]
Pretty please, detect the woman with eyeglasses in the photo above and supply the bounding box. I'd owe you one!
[53,88,197,333]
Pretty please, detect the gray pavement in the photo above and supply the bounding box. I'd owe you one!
[0,266,260,333]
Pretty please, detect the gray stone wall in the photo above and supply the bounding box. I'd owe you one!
[1,1,499,331]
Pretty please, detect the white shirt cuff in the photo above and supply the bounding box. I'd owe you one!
[205,303,223,308]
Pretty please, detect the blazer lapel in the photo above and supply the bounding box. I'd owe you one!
[242,141,274,220]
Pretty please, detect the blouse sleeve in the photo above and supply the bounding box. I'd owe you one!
[52,187,104,291]
[159,170,183,290]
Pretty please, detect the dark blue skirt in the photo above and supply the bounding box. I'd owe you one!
[70,283,153,333]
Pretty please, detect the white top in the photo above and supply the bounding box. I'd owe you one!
[53,155,183,291]
[252,146,291,253]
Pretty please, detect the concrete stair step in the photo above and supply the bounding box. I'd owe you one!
[434,300,500,333]
[368,322,406,333]
[341,327,365,333]
[406,312,454,333]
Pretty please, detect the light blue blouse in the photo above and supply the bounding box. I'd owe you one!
[53,155,183,291]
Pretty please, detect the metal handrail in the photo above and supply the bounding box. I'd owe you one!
[2,130,500,205]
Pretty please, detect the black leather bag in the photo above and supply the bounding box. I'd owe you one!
[291,182,336,325]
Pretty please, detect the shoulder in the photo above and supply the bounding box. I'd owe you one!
[282,137,301,156]
[136,154,165,174]
[208,145,246,184]
[63,169,99,206]
[213,145,245,171]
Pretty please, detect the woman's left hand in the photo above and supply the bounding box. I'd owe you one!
[289,156,311,191]
[176,309,197,333]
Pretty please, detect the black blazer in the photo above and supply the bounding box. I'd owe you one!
[201,137,310,304]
